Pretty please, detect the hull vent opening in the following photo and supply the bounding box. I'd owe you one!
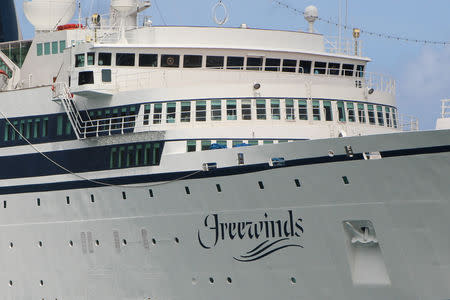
[343,220,391,286]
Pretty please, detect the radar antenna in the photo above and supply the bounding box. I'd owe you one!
[304,5,318,33]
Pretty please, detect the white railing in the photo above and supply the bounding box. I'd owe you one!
[364,72,396,95]
[325,37,363,57]
[398,114,419,132]
[440,99,450,118]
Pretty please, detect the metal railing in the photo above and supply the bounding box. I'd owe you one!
[398,114,419,132]
[441,99,450,118]
[324,37,363,57]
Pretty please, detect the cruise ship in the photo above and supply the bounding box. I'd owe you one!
[0,0,449,299]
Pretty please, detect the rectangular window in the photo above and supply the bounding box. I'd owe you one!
[42,118,48,137]
[12,121,18,140]
[116,53,135,66]
[144,144,151,165]
[232,140,243,147]
[328,63,340,75]
[118,147,126,168]
[135,145,143,166]
[211,100,222,121]
[65,118,72,135]
[377,106,384,126]
[110,147,117,168]
[299,60,312,74]
[226,100,237,120]
[314,61,326,74]
[3,123,9,141]
[181,101,191,122]
[298,100,308,120]
[368,105,375,124]
[75,54,85,67]
[271,99,280,120]
[196,100,206,122]
[152,143,160,165]
[358,103,366,123]
[342,64,354,76]
[241,99,252,120]
[201,140,211,151]
[102,69,112,82]
[183,55,202,68]
[153,103,162,124]
[78,71,94,85]
[59,40,66,53]
[247,57,263,71]
[143,104,150,125]
[206,56,224,69]
[161,54,180,67]
[34,118,40,138]
[44,42,50,55]
[385,107,391,127]
[356,65,365,77]
[265,58,280,71]
[87,52,95,65]
[139,54,158,67]
[26,120,32,139]
[337,101,346,122]
[282,59,297,72]
[256,99,266,120]
[126,146,134,167]
[57,115,63,136]
[324,101,332,121]
[37,43,43,56]
[51,41,58,54]
[285,99,294,120]
[347,103,355,122]
[187,140,196,152]
[98,53,112,66]
[248,140,258,146]
[227,56,244,69]
[263,140,274,144]
[392,109,398,128]
[312,100,321,120]
[166,102,176,123]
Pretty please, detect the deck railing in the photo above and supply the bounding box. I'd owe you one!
[440,99,450,118]
[398,114,419,132]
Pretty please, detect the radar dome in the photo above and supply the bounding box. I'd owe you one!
[304,5,318,23]
[23,0,76,31]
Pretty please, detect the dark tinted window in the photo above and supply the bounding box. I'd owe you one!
[282,59,297,72]
[139,54,158,67]
[265,58,280,71]
[206,56,224,69]
[299,60,311,73]
[161,54,180,67]
[102,69,111,82]
[87,52,95,65]
[184,55,202,68]
[227,56,244,69]
[98,53,111,66]
[116,53,135,66]
[328,62,340,75]
[75,54,84,67]
[314,61,326,74]
[247,57,263,71]
[357,65,365,77]
[78,71,94,85]
[342,64,354,76]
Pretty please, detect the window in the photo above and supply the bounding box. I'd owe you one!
[51,41,58,54]
[357,104,366,123]
[87,52,95,65]
[201,140,211,151]
[248,140,258,146]
[241,100,251,120]
[324,101,332,121]
[285,99,294,120]
[211,100,222,121]
[356,65,365,77]
[135,145,143,165]
[337,101,346,122]
[265,58,280,71]
[232,140,243,147]
[37,43,43,56]
[298,100,308,120]
[3,123,9,141]
[153,103,162,124]
[75,54,85,67]
[377,106,384,126]
[347,103,355,122]
[368,105,375,124]
[282,59,296,72]
[328,63,340,75]
[102,69,111,82]
[256,99,266,120]
[78,71,94,85]
[342,64,354,76]
[161,54,180,67]
[126,146,134,167]
[227,56,244,69]
[59,40,66,53]
[143,104,150,125]
[139,54,158,67]
[226,100,237,120]
[206,56,224,69]
[271,99,280,120]
[312,100,321,120]
[314,61,326,74]
[26,120,32,139]
[98,53,111,66]
[184,55,202,68]
[392,109,398,128]
[187,140,196,152]
[216,140,227,148]
[42,118,48,137]
[385,107,391,127]
[264,140,273,144]
[116,53,135,66]
[196,101,206,121]
[247,57,263,71]
[44,42,50,55]
[299,60,312,73]
[181,101,191,122]
[33,119,40,138]
[166,103,176,123]
[57,115,63,136]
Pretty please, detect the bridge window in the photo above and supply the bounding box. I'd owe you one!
[78,71,94,85]
[51,41,58,54]
[36,43,43,56]
[196,100,206,121]
[392,109,398,128]
[42,118,48,137]
[184,55,202,68]
[328,63,340,75]
[75,54,85,67]
[314,61,326,74]
[161,54,180,67]
[57,115,63,136]
[153,103,162,124]
[271,99,280,120]
[181,101,191,122]
[242,100,252,120]
[347,103,355,122]
[285,99,294,120]
[298,100,308,120]
[166,103,176,123]
[98,53,111,66]
[226,100,237,120]
[299,60,312,74]
[265,58,280,71]
[59,40,66,53]
[102,69,112,82]
[139,54,158,67]
[116,53,135,66]
[187,140,196,152]
[342,64,354,76]
[337,101,346,122]
[87,52,95,65]
[324,101,332,121]
[256,100,266,120]
[44,42,50,55]
[282,59,296,72]
[358,104,366,123]
[211,100,222,121]
[312,100,321,120]
[377,106,384,126]
[135,145,143,165]
[368,105,376,124]
[227,56,244,70]
[356,65,365,77]
[201,140,211,151]
[247,57,263,71]
[385,107,391,127]
[206,56,224,69]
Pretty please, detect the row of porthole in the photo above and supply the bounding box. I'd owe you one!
[8,280,45,287]
[193,276,297,285]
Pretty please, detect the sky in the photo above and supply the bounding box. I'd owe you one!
[15,0,450,129]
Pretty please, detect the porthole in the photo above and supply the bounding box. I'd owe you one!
[174,237,180,244]
[328,150,335,157]
[9,242,13,248]
[38,241,43,248]
[3,200,6,208]
[149,189,154,198]
[227,277,232,284]
[90,194,95,203]
[39,280,44,286]
[151,238,156,245]
[95,240,100,246]
[122,191,126,200]
[209,277,214,284]
[37,198,41,206]
[69,240,73,247]
[258,181,264,189]
[216,184,222,192]
[291,277,296,284]
[294,179,301,187]
[66,196,70,205]
[342,176,350,184]
[8,280,12,287]
[185,186,191,195]
[122,239,127,245]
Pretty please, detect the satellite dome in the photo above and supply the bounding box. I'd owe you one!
[304,5,318,23]
[23,0,76,31]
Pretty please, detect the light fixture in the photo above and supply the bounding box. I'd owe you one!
[368,88,374,94]
[253,83,261,90]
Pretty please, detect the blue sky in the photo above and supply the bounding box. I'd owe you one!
[16,0,450,129]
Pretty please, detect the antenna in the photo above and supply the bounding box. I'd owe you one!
[304,5,318,33]
[78,0,81,26]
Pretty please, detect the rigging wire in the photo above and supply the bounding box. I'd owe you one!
[153,0,167,26]
[272,0,450,46]
[0,110,202,190]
